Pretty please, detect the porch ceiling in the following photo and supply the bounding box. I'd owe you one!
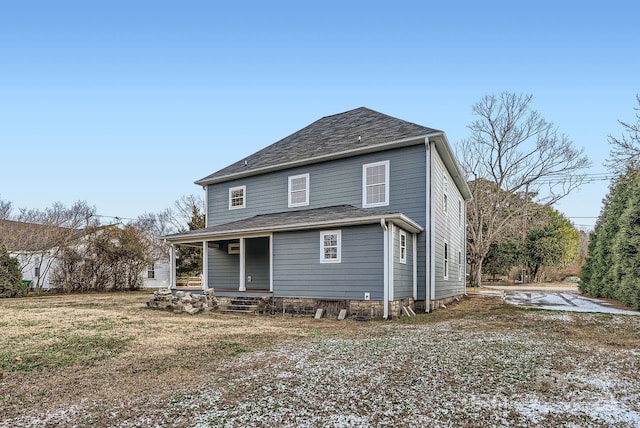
[164,205,423,243]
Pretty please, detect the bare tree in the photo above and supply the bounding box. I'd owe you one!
[0,196,11,220]
[458,92,590,287]
[1,201,97,290]
[605,94,640,173]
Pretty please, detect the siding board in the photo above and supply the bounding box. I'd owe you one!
[273,225,384,300]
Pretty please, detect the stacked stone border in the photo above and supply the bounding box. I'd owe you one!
[147,288,462,319]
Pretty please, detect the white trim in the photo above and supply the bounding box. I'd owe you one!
[269,233,274,292]
[165,214,423,244]
[412,233,417,300]
[389,223,394,302]
[399,229,407,265]
[381,219,389,319]
[228,185,246,210]
[239,238,246,291]
[320,230,341,263]
[429,140,436,304]
[288,173,310,207]
[362,160,390,208]
[202,241,209,290]
[443,240,449,280]
[458,248,463,281]
[204,186,209,226]
[458,198,463,227]
[169,243,176,290]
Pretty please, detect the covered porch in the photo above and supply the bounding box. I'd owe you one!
[167,234,273,297]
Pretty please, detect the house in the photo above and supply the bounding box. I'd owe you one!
[141,257,171,289]
[1,219,168,291]
[164,107,472,318]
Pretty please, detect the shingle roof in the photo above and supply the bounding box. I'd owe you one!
[164,205,423,242]
[197,107,440,184]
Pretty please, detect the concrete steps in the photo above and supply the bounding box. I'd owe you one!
[218,297,263,314]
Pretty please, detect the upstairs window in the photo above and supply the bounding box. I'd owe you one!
[363,160,390,207]
[320,230,341,263]
[399,230,407,264]
[443,176,449,214]
[288,173,309,207]
[229,185,246,210]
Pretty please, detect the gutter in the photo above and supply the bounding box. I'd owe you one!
[164,213,424,244]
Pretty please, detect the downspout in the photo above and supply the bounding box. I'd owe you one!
[380,218,389,319]
[426,138,435,312]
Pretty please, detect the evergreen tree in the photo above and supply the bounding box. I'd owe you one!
[0,244,26,297]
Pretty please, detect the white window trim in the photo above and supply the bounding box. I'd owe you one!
[443,240,449,280]
[399,230,407,264]
[320,230,341,263]
[228,185,246,210]
[362,160,390,208]
[288,173,310,208]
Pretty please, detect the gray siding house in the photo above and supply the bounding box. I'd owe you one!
[165,107,471,318]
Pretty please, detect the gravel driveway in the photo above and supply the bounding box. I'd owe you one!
[485,285,640,315]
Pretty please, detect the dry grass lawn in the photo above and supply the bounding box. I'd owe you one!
[1,292,639,427]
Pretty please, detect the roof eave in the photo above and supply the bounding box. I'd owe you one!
[430,134,473,201]
[164,213,424,243]
[195,132,443,186]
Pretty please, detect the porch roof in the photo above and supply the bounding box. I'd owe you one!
[164,205,423,243]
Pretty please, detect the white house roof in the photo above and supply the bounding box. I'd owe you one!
[164,205,423,243]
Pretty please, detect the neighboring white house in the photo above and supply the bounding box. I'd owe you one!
[141,257,171,288]
[1,219,169,290]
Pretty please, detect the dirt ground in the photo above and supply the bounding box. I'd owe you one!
[1,292,639,427]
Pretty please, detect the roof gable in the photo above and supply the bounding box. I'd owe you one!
[197,107,440,185]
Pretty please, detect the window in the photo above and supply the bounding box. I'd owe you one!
[147,264,155,279]
[399,230,407,264]
[443,241,449,280]
[363,160,390,207]
[458,250,463,280]
[320,230,341,263]
[458,199,463,226]
[229,185,246,209]
[288,173,309,207]
[443,176,449,214]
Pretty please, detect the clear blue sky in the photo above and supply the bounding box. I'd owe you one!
[1,0,638,229]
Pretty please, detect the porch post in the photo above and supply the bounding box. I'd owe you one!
[239,238,246,291]
[269,233,274,292]
[202,241,209,290]
[413,233,418,300]
[169,243,176,290]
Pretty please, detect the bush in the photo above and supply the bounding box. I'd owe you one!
[0,244,26,298]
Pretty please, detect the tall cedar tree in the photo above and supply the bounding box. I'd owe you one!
[581,171,640,309]
[176,204,205,277]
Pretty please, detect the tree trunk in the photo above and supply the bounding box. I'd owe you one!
[469,256,484,287]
